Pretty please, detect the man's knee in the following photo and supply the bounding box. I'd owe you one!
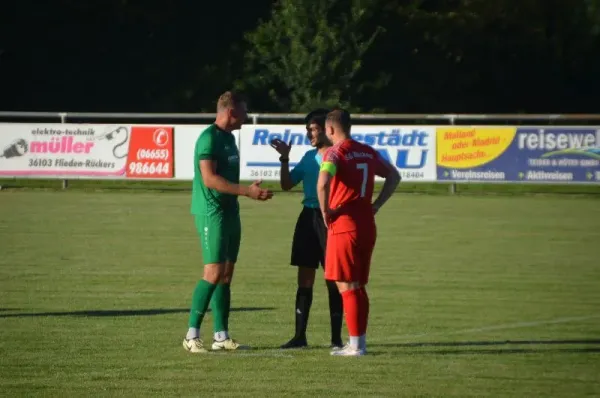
[220,261,235,284]
[297,266,316,288]
[203,263,224,284]
[335,281,361,293]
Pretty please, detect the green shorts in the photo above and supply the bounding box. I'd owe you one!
[194,210,241,265]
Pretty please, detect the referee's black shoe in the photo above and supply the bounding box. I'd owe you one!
[280,336,308,349]
[330,340,344,350]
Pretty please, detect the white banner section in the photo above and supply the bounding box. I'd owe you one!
[239,125,437,181]
[0,123,176,179]
[173,125,240,180]
[0,123,131,177]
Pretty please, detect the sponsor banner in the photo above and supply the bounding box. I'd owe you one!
[239,124,437,181]
[173,125,240,180]
[125,126,174,178]
[0,123,173,178]
[436,126,600,182]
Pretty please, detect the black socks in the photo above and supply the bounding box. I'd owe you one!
[294,287,313,339]
[326,280,343,346]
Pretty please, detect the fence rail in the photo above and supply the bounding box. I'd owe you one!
[2,111,600,124]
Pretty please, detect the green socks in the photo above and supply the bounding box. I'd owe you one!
[188,280,218,329]
[187,281,231,338]
[210,283,231,333]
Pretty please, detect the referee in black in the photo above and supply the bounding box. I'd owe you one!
[270,109,343,349]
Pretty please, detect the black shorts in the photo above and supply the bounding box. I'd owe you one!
[290,207,327,269]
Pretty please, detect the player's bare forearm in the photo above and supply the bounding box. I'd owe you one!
[372,168,401,212]
[200,159,250,197]
[317,170,331,215]
[279,163,294,191]
[205,173,250,197]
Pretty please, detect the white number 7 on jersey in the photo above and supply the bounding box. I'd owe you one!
[356,163,368,197]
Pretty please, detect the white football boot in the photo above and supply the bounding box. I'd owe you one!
[330,343,366,356]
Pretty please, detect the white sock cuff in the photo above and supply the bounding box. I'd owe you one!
[186,328,200,340]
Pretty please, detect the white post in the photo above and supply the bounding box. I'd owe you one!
[449,115,457,195]
[60,112,68,189]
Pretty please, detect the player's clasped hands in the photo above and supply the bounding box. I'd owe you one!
[247,179,274,201]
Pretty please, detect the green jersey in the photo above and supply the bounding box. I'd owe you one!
[191,124,240,215]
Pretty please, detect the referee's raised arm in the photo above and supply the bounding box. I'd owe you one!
[270,138,296,191]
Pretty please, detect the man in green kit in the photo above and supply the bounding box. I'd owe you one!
[183,91,274,354]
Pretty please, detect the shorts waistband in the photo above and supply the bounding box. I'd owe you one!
[303,205,320,210]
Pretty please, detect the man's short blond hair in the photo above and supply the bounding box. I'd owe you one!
[217,91,246,112]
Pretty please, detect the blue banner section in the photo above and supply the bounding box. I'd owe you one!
[436,127,600,183]
[239,125,437,181]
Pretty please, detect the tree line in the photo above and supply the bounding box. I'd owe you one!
[1,0,599,114]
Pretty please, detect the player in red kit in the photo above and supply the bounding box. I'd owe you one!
[317,108,401,356]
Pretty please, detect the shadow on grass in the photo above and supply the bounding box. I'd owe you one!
[0,307,275,318]
[367,339,600,355]
[372,339,600,348]
[401,347,600,355]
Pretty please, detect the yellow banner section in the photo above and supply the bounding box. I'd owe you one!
[436,127,517,168]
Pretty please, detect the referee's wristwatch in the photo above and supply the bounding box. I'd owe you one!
[279,156,289,163]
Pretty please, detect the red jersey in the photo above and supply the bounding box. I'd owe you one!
[321,139,391,233]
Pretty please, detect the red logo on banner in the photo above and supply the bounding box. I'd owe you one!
[126,126,174,178]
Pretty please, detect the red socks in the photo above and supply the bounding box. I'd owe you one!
[341,286,370,337]
[357,286,369,336]
[341,289,360,337]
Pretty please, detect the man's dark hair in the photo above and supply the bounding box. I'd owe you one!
[326,108,352,133]
[304,108,329,130]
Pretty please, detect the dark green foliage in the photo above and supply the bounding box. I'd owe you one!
[238,0,385,112]
[0,0,598,113]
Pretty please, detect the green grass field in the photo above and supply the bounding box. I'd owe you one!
[1,189,599,397]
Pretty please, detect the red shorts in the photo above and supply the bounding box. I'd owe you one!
[324,226,376,285]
